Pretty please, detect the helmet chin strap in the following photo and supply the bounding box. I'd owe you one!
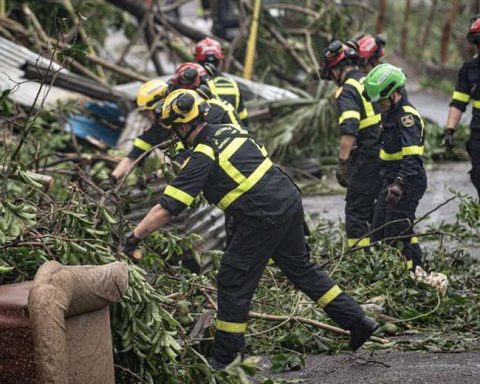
[173,121,201,147]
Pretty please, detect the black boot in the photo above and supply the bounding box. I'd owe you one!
[348,315,378,351]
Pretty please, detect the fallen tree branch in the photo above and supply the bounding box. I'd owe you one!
[200,289,388,345]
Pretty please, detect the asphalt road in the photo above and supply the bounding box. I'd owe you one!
[257,350,480,384]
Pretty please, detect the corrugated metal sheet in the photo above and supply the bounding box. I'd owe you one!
[112,75,299,102]
[0,37,83,108]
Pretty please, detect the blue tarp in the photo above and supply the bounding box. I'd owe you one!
[65,102,125,148]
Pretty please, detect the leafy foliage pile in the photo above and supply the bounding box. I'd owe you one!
[2,101,480,382]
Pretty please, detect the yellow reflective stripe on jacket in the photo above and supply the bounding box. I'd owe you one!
[472,99,480,109]
[338,110,360,125]
[218,158,273,210]
[452,91,470,103]
[133,138,152,151]
[216,319,247,333]
[239,108,248,120]
[164,185,194,206]
[175,141,185,151]
[209,98,239,125]
[209,78,240,109]
[405,259,413,270]
[194,144,215,160]
[219,138,248,185]
[402,145,424,156]
[347,238,371,247]
[402,106,425,130]
[317,285,342,308]
[359,114,381,129]
[380,146,424,160]
[380,149,402,161]
[344,78,381,129]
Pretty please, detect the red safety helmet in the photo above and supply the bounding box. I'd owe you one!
[354,34,385,67]
[172,62,208,90]
[467,16,480,44]
[319,40,357,80]
[194,37,224,65]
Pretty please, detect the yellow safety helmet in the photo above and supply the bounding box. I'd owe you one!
[160,89,210,127]
[136,79,169,110]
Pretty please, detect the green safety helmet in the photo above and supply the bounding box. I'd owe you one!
[363,63,406,102]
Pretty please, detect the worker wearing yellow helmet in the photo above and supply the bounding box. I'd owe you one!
[109,79,171,186]
[122,89,377,369]
[109,79,243,188]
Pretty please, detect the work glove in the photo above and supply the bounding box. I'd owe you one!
[335,159,349,188]
[122,231,142,262]
[442,128,455,150]
[385,179,403,205]
[136,170,162,190]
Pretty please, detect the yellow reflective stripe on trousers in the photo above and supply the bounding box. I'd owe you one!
[452,91,470,103]
[473,99,480,109]
[317,285,342,308]
[164,185,194,206]
[405,259,413,270]
[338,110,360,125]
[133,138,152,151]
[344,78,381,129]
[216,319,247,333]
[347,238,371,247]
[194,144,215,160]
[218,158,273,210]
[410,236,419,244]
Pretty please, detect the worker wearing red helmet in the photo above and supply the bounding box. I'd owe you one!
[171,62,243,128]
[320,40,382,249]
[194,37,249,126]
[347,34,386,73]
[444,15,480,197]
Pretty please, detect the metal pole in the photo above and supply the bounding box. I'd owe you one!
[243,0,261,80]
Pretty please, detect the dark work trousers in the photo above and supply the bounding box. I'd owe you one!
[345,156,382,247]
[466,138,480,198]
[213,202,365,364]
[224,212,236,247]
[372,174,427,270]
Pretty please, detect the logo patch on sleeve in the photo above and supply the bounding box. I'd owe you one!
[401,114,415,127]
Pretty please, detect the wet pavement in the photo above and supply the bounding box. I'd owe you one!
[303,161,477,228]
[257,350,480,384]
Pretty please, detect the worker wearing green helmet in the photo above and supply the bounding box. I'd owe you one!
[363,64,448,295]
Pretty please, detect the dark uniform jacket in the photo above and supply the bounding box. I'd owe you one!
[127,97,242,160]
[450,55,480,139]
[159,124,300,219]
[336,69,382,159]
[380,97,426,184]
[207,74,249,126]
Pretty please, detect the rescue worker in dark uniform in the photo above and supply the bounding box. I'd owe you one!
[194,37,249,126]
[346,34,386,74]
[320,41,382,248]
[444,16,480,197]
[363,64,448,294]
[111,73,242,184]
[122,89,378,368]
